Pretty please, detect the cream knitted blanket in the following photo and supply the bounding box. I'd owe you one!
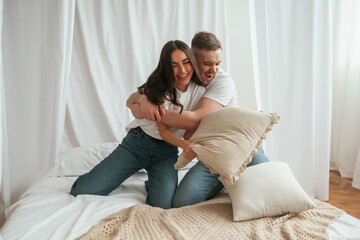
[77,194,343,240]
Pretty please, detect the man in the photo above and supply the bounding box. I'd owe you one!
[127,32,269,207]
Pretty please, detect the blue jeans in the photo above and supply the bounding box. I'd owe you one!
[70,127,179,209]
[172,147,269,208]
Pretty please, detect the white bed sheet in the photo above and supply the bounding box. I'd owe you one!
[1,171,360,240]
[0,173,148,240]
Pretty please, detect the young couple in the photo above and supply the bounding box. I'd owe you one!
[70,32,269,209]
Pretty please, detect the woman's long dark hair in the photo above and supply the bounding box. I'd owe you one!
[138,40,203,113]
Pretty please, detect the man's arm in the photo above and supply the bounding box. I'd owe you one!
[161,74,235,129]
[126,92,145,108]
[183,129,196,140]
[128,103,144,119]
[126,92,164,121]
[160,97,224,130]
[127,92,224,129]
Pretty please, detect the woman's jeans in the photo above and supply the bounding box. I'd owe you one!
[172,147,269,208]
[70,127,178,209]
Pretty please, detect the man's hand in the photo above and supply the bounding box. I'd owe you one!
[129,104,144,119]
[139,95,164,122]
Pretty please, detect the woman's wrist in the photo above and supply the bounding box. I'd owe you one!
[180,140,191,150]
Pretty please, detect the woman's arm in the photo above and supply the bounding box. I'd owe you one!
[157,122,197,160]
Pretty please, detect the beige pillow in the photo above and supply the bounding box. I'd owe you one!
[223,162,316,221]
[174,106,280,185]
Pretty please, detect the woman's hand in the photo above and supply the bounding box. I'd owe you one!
[183,141,200,160]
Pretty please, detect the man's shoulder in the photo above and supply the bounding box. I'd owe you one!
[207,68,234,88]
[214,68,232,79]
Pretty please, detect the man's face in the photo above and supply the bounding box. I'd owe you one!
[195,48,222,86]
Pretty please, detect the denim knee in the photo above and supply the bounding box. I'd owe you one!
[70,175,87,197]
[172,189,197,208]
[145,144,178,209]
[70,174,110,197]
[70,182,79,197]
[70,175,95,197]
[172,161,222,208]
[247,147,269,167]
[172,181,223,208]
[146,177,177,209]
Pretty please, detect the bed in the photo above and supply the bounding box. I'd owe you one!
[1,142,360,240]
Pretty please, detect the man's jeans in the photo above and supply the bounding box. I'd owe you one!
[172,147,269,208]
[70,127,178,209]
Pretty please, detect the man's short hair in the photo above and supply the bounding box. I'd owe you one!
[191,31,222,51]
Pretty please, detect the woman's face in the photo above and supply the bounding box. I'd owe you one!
[171,49,193,92]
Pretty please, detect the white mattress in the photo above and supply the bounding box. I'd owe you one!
[0,172,148,240]
[1,171,360,240]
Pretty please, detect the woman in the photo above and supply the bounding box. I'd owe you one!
[70,40,205,209]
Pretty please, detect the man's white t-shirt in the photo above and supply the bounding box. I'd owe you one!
[202,68,237,107]
[126,82,206,140]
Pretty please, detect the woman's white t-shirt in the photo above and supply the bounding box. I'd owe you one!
[126,82,206,140]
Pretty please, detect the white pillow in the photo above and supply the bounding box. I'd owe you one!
[223,161,316,221]
[55,142,119,176]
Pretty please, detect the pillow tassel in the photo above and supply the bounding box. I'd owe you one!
[225,113,280,185]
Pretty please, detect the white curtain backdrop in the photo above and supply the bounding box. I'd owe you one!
[331,0,360,190]
[1,0,228,224]
[62,0,229,151]
[250,1,332,200]
[2,0,75,206]
[0,0,10,227]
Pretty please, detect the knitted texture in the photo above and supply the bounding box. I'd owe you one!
[77,194,344,240]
